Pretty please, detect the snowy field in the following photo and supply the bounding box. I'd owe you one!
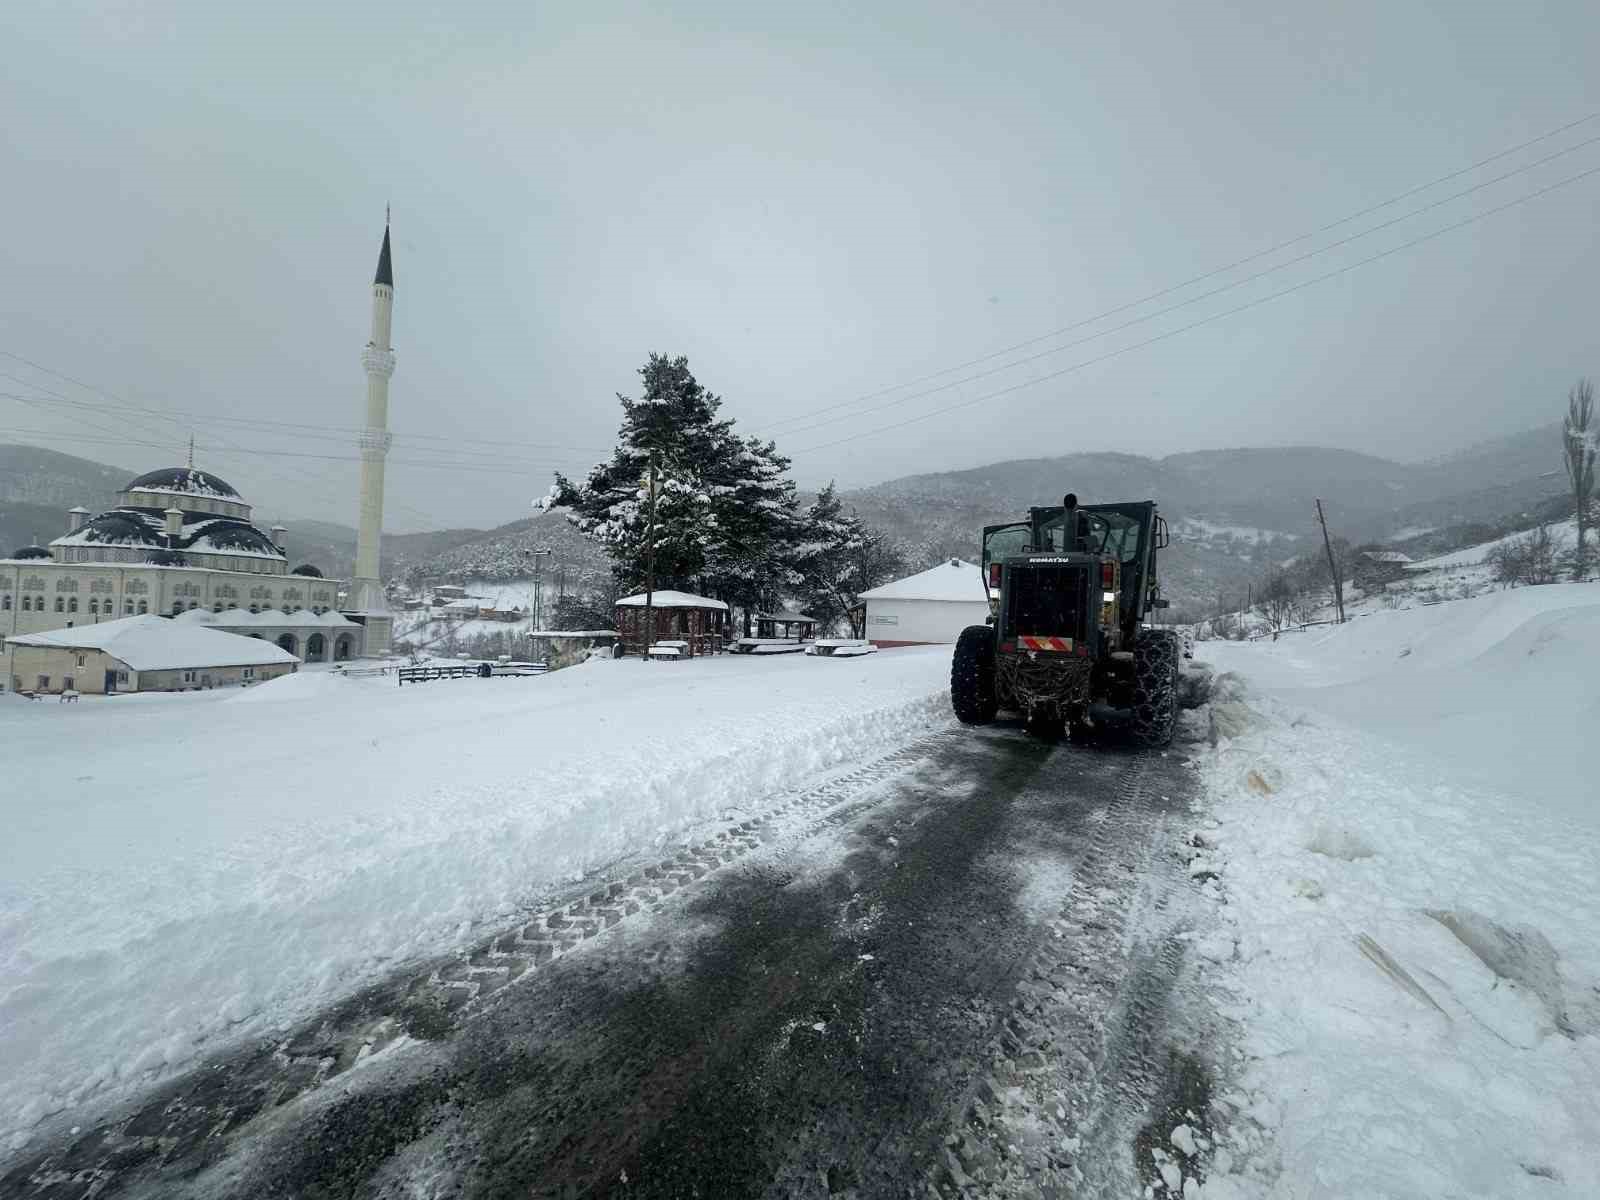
[0,647,951,1148]
[1193,584,1600,1197]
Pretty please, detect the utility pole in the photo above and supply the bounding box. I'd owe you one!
[1315,499,1346,624]
[643,451,658,660]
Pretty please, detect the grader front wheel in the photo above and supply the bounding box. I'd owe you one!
[951,625,999,725]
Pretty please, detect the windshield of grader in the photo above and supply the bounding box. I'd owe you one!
[1034,509,1143,562]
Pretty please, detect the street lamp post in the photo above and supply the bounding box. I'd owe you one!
[524,547,553,632]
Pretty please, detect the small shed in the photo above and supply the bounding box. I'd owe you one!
[614,590,730,658]
[858,559,988,647]
[755,611,817,640]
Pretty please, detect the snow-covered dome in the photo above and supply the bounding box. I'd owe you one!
[123,467,241,499]
[51,461,286,573]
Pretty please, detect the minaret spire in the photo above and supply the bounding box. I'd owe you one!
[187,434,195,469]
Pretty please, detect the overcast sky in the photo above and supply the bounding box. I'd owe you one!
[3,1,1597,531]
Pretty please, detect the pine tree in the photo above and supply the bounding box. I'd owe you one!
[787,484,905,635]
[549,355,803,618]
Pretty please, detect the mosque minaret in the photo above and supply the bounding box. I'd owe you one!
[350,218,396,653]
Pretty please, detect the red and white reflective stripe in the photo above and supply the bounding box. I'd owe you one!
[1019,635,1074,652]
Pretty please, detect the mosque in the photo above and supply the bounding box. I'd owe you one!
[1,219,398,678]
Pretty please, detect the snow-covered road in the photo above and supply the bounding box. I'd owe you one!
[1192,584,1600,1199]
[2,713,1213,1198]
[0,649,951,1150]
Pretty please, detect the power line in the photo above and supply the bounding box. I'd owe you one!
[0,355,612,453]
[770,131,1600,440]
[794,162,1600,455]
[760,109,1600,433]
[0,425,584,477]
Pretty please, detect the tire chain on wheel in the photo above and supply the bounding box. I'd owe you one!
[1129,629,1180,748]
[951,625,998,725]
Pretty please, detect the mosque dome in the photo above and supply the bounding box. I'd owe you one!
[52,462,285,573]
[123,467,241,499]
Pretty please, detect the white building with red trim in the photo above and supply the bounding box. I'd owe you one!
[859,559,989,647]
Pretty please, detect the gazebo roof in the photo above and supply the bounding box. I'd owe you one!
[756,611,817,623]
[615,590,728,611]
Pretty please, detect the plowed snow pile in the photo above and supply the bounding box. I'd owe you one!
[1193,585,1600,1198]
[0,648,950,1149]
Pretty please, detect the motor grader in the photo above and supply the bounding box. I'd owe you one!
[950,493,1179,745]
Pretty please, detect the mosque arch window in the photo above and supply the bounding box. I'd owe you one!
[68,597,78,613]
[126,580,148,595]
[88,599,98,615]
[24,576,46,590]
[2,594,10,610]
[56,578,79,592]
[90,578,111,593]
[124,600,134,615]
[249,603,260,614]
[137,600,148,614]
[213,602,223,613]
[55,597,65,613]
[172,602,184,616]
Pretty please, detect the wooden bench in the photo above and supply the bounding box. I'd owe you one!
[648,640,688,660]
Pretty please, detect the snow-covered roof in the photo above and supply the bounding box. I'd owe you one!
[1362,550,1413,563]
[6,614,298,670]
[859,559,986,603]
[615,590,729,611]
[756,611,817,623]
[50,507,285,561]
[124,466,241,499]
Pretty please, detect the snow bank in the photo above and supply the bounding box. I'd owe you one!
[1192,588,1600,1197]
[1211,584,1600,816]
[0,648,951,1147]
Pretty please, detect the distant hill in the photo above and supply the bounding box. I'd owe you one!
[835,426,1572,612]
[2,423,1573,613]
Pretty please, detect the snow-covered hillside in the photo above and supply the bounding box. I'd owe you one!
[0,650,950,1148]
[1193,585,1600,1197]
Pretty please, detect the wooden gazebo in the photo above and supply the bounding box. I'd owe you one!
[614,590,730,658]
[754,612,817,641]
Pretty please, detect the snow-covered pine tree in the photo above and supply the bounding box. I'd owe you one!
[703,433,802,633]
[549,355,802,616]
[787,484,906,636]
[548,355,731,590]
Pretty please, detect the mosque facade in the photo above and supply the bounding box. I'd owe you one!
[1,219,399,684]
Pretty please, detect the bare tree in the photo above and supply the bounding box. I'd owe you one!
[1565,378,1596,581]
[1488,524,1562,587]
[1259,571,1301,631]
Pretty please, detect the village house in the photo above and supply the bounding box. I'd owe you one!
[6,613,299,696]
[858,559,989,647]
